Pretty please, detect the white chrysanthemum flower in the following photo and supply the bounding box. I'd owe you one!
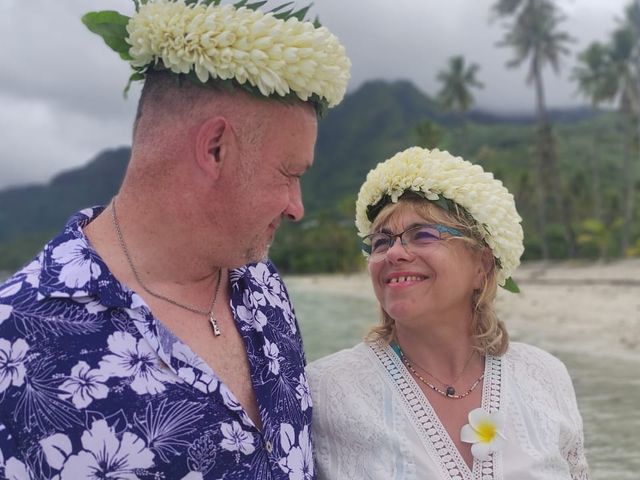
[355,147,524,285]
[126,0,350,107]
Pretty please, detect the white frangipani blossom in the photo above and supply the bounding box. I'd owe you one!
[460,408,507,461]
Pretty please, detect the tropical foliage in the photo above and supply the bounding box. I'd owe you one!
[574,2,640,254]
[1,2,640,275]
[493,0,576,259]
[436,55,484,153]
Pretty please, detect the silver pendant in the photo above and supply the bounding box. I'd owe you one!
[209,312,221,336]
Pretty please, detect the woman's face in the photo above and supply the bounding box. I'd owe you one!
[368,206,487,331]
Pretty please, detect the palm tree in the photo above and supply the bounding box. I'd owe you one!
[414,120,444,150]
[436,55,484,153]
[620,0,640,254]
[606,24,639,254]
[575,2,639,254]
[493,0,575,259]
[572,42,613,226]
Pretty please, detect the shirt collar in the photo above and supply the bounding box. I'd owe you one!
[37,206,134,309]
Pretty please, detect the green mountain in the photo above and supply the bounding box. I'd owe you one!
[0,147,129,244]
[0,79,633,272]
[306,80,446,211]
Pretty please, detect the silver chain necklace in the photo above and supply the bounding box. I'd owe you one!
[110,199,223,336]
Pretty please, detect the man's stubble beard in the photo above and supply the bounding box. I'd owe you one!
[244,233,271,264]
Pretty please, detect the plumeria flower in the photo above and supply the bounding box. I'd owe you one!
[460,408,506,461]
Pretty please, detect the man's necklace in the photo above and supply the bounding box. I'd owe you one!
[399,348,483,400]
[111,199,223,336]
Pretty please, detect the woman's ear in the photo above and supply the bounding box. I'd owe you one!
[195,116,233,180]
[474,247,495,289]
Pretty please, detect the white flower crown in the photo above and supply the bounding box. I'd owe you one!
[83,0,351,110]
[355,147,524,289]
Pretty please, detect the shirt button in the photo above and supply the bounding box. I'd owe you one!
[265,441,273,453]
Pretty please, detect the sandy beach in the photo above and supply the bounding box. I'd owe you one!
[286,259,640,361]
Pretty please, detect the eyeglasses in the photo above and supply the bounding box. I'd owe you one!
[362,223,463,262]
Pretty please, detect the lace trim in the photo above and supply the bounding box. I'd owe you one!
[368,342,504,480]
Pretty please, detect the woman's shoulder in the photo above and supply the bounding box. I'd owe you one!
[306,343,387,395]
[307,342,371,379]
[504,341,573,385]
[506,341,564,365]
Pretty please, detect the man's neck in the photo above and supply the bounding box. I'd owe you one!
[84,199,222,300]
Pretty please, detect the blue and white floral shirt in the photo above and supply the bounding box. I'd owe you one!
[0,207,314,480]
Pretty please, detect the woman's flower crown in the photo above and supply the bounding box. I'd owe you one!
[82,0,351,111]
[355,147,524,289]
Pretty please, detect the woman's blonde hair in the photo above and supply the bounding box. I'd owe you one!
[365,193,509,356]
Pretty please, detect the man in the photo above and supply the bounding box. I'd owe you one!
[0,1,349,478]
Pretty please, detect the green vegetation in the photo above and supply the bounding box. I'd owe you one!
[1,81,638,274]
[493,0,576,258]
[1,0,639,275]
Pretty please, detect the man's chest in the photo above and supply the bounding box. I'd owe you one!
[152,302,264,427]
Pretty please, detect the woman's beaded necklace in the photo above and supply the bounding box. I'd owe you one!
[399,348,484,400]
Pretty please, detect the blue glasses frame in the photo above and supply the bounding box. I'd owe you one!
[362,223,463,257]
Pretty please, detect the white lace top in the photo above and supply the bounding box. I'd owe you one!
[307,341,589,480]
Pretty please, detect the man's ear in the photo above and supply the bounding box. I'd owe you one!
[195,116,233,180]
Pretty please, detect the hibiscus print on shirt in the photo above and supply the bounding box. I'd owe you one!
[99,331,178,395]
[0,338,28,394]
[58,361,109,409]
[40,419,154,479]
[51,238,102,289]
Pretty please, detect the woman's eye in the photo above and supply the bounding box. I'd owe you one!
[413,228,439,242]
[371,237,389,251]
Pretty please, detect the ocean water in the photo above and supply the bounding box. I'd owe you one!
[287,282,640,480]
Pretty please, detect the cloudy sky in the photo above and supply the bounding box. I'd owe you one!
[0,0,630,189]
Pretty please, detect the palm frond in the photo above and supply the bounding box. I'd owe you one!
[134,398,207,463]
[14,360,83,433]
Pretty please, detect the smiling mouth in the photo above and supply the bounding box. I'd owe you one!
[386,275,429,284]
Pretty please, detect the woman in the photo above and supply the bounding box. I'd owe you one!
[307,147,589,479]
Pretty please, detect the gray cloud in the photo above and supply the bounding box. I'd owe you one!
[0,0,630,189]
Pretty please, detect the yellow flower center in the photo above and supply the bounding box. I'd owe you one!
[475,421,497,443]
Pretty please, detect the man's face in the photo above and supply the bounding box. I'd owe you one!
[226,103,318,265]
